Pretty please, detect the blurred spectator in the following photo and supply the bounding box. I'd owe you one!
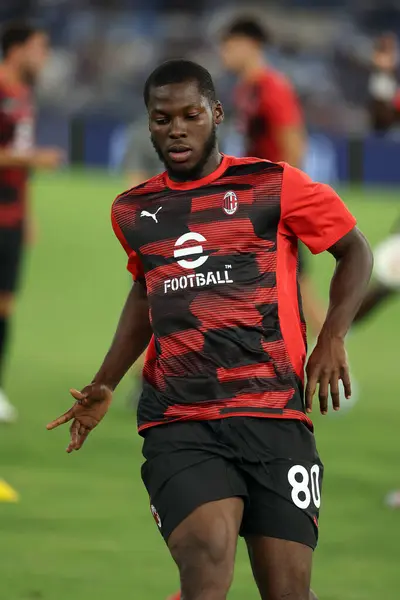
[368,33,400,133]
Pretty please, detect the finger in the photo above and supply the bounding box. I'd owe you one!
[340,366,352,399]
[75,427,90,451]
[330,371,340,411]
[318,372,330,415]
[305,375,318,413]
[46,409,75,430]
[69,420,79,449]
[70,388,89,402]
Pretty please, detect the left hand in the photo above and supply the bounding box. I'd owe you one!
[305,333,351,415]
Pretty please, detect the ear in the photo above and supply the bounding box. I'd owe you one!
[214,101,224,125]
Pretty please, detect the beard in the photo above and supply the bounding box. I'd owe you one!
[151,124,217,181]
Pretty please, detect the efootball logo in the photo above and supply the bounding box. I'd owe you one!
[163,231,234,294]
[173,232,208,269]
[223,191,238,215]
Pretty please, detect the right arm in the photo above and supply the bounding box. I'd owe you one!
[0,90,62,169]
[46,282,152,451]
[94,202,152,389]
[92,281,152,390]
[47,195,151,450]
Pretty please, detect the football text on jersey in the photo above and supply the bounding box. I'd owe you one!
[164,232,234,293]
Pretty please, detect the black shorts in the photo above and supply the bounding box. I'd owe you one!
[0,228,24,293]
[141,417,323,550]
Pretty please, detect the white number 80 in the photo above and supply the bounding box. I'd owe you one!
[288,464,321,510]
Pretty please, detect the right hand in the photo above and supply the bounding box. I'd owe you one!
[33,148,64,170]
[46,384,113,453]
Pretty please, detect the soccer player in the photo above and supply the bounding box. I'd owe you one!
[47,60,373,600]
[0,22,63,421]
[219,18,326,338]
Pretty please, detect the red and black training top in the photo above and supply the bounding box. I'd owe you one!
[112,155,356,434]
[0,70,35,229]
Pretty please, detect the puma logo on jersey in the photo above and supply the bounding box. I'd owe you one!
[140,207,162,223]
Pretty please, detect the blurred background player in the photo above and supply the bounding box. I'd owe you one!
[0,22,63,422]
[219,18,327,339]
[220,18,305,166]
[368,32,400,133]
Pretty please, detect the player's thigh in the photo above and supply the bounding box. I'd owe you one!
[141,423,247,591]
[246,535,313,600]
[169,497,244,594]
[0,228,24,315]
[141,422,248,542]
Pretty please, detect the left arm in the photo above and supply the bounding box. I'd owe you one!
[304,229,373,414]
[281,165,373,414]
[321,228,373,339]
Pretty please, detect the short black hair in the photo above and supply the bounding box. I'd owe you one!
[144,59,217,107]
[1,22,41,58]
[223,18,270,45]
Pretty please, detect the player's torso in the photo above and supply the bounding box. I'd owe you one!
[235,76,279,161]
[0,78,35,226]
[115,158,309,427]
[131,165,282,350]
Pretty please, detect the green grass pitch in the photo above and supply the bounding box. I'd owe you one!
[0,170,399,599]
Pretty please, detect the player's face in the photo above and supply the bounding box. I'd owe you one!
[220,37,252,73]
[21,33,49,82]
[148,81,224,180]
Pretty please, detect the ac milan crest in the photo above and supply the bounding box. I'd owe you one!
[223,191,238,215]
[150,504,162,528]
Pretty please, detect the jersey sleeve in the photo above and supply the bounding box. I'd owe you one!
[280,164,357,254]
[261,76,303,128]
[111,202,145,282]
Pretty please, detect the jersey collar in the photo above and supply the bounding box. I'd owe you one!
[164,154,231,191]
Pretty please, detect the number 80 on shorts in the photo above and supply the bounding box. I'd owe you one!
[288,464,321,510]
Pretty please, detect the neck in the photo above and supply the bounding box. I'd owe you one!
[241,55,267,81]
[197,146,223,179]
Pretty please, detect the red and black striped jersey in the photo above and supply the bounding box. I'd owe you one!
[112,155,356,434]
[0,69,34,228]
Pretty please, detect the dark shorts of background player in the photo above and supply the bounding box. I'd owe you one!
[0,228,24,293]
[141,417,323,550]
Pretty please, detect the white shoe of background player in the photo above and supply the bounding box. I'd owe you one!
[373,233,400,290]
[0,389,17,423]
